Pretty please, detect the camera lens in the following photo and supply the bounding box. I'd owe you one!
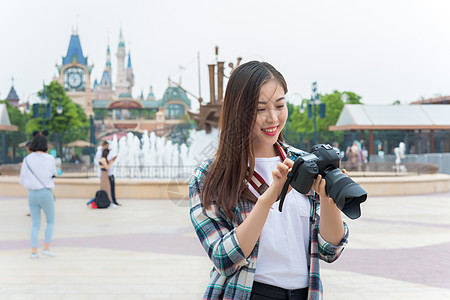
[323,168,367,219]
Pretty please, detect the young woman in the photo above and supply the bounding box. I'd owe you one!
[99,148,116,207]
[189,61,349,300]
[20,131,57,258]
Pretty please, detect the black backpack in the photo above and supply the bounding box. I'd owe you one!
[95,190,111,208]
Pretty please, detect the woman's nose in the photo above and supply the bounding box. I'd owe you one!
[266,108,277,121]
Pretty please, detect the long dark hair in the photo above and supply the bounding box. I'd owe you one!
[201,61,288,221]
[102,148,110,163]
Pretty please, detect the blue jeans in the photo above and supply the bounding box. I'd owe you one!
[28,189,55,248]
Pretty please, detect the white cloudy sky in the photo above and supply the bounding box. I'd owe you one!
[1,0,450,111]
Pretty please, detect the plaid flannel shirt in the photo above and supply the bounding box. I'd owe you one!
[189,144,349,300]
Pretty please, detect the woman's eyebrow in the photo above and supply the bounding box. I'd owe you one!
[258,97,285,104]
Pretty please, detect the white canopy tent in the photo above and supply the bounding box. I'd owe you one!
[329,104,450,154]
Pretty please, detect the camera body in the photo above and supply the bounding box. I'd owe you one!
[292,144,340,194]
[278,144,367,219]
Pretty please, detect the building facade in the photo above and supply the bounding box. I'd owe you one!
[56,29,191,135]
[56,31,94,115]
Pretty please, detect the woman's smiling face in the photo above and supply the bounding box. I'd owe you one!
[251,79,288,157]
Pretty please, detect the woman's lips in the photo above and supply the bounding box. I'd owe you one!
[261,126,278,136]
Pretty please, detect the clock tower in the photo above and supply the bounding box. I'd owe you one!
[57,30,94,115]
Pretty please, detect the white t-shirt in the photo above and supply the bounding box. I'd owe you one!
[20,152,56,190]
[249,156,310,290]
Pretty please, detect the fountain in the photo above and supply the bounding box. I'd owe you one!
[98,128,218,179]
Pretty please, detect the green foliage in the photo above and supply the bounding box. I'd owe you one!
[25,81,89,144]
[128,109,157,119]
[285,90,363,148]
[0,100,27,150]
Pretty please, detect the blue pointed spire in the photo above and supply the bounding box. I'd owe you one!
[106,45,111,68]
[118,27,125,48]
[127,51,133,70]
[63,34,87,65]
[100,70,112,86]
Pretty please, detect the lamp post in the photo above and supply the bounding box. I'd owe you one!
[300,81,326,145]
[28,83,63,153]
[30,82,52,131]
[89,115,96,163]
[56,96,63,115]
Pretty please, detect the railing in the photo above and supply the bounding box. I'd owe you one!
[61,163,195,179]
[113,165,194,179]
[368,153,450,174]
[341,161,439,175]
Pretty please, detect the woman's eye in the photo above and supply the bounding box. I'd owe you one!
[257,108,266,112]
[277,104,285,109]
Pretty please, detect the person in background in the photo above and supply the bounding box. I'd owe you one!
[346,141,361,171]
[332,141,344,160]
[377,143,385,158]
[360,140,368,171]
[20,131,57,259]
[98,147,117,208]
[95,141,120,206]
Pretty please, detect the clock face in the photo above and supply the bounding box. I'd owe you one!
[64,67,86,92]
[68,73,82,88]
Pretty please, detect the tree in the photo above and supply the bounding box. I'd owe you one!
[286,90,363,148]
[0,100,27,161]
[26,81,90,145]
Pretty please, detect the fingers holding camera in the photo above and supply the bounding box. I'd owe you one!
[272,159,293,181]
[273,162,288,178]
[283,158,294,169]
[341,168,349,176]
[263,159,293,205]
[312,174,330,202]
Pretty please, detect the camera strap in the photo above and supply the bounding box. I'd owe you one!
[247,143,287,196]
[278,175,293,212]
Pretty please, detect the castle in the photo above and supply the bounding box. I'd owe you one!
[55,29,191,135]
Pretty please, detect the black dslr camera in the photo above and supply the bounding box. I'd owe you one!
[278,144,367,219]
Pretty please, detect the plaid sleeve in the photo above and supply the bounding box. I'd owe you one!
[317,222,349,263]
[189,164,248,277]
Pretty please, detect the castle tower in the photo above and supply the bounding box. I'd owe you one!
[146,86,156,101]
[92,45,114,100]
[6,77,20,107]
[126,51,135,94]
[57,30,93,115]
[115,28,129,98]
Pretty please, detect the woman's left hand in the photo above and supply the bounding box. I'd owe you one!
[312,169,350,204]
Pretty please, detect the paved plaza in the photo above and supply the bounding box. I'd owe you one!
[0,191,449,299]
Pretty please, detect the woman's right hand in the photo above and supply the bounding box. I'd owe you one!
[237,158,294,257]
[260,158,293,206]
